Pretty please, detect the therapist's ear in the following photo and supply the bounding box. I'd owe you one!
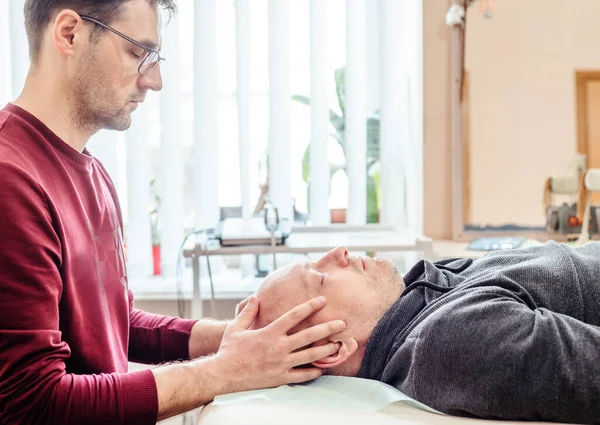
[311,338,358,369]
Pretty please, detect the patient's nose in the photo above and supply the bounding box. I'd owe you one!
[321,246,349,268]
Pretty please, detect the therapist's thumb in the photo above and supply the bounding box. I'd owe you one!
[232,296,258,330]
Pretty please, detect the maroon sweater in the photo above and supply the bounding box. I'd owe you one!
[0,104,197,425]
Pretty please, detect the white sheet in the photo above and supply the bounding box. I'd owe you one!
[198,376,563,425]
[213,376,442,414]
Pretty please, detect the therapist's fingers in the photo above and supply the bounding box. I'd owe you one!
[285,367,325,384]
[289,342,340,368]
[287,320,346,352]
[267,296,328,334]
[229,296,259,330]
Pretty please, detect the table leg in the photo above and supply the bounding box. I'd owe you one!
[191,253,203,319]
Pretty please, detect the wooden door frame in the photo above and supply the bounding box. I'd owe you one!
[450,24,568,242]
[576,71,600,165]
[463,71,471,225]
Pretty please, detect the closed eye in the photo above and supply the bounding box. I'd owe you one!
[130,51,142,59]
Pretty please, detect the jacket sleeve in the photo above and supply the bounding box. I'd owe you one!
[128,296,197,364]
[405,288,600,423]
[0,164,158,425]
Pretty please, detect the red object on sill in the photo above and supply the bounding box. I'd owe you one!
[330,208,346,224]
[152,244,161,276]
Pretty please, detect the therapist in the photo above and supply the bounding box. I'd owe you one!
[0,1,345,424]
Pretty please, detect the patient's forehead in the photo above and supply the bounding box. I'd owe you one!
[254,262,309,328]
[257,262,305,296]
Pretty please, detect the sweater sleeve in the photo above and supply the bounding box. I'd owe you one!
[407,289,600,423]
[128,296,197,364]
[0,164,158,425]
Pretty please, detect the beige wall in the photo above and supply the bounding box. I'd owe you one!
[464,0,600,227]
[423,0,453,239]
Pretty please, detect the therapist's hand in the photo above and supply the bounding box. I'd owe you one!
[209,296,345,395]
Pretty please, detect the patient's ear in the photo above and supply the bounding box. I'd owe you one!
[312,338,358,369]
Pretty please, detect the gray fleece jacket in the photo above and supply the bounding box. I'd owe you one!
[358,241,600,424]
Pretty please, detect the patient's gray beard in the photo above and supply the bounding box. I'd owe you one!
[363,267,405,328]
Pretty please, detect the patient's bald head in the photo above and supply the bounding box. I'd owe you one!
[251,247,405,376]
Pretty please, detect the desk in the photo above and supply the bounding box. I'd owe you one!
[431,239,545,261]
[183,225,433,319]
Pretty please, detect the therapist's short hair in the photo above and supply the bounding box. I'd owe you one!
[23,0,177,62]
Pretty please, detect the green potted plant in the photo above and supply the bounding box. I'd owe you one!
[293,67,381,223]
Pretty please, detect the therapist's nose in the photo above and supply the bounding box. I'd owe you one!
[138,62,163,92]
[320,246,350,268]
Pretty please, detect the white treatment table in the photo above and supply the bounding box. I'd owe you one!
[193,377,568,425]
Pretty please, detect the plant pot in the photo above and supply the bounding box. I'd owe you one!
[152,244,161,276]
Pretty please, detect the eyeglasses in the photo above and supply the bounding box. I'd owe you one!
[80,15,165,75]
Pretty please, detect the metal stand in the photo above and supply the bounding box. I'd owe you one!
[264,201,280,269]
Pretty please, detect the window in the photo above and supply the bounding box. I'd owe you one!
[150,0,348,230]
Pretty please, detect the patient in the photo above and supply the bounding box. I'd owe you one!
[251,242,600,424]
[251,247,404,376]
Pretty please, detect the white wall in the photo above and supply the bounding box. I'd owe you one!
[465,0,600,227]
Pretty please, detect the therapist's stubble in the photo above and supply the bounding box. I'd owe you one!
[72,45,144,132]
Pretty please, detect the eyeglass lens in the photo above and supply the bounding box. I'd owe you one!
[139,51,159,74]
